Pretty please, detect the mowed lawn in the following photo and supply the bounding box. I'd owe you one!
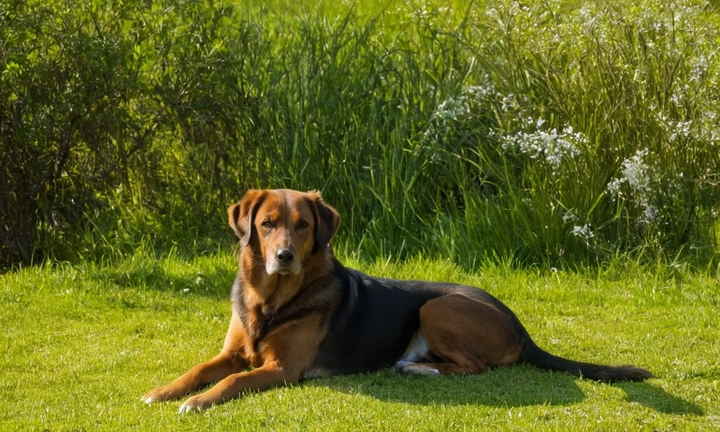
[1,253,718,431]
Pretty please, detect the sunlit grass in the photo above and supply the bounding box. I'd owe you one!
[1,252,718,430]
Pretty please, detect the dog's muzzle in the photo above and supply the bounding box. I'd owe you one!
[266,248,301,275]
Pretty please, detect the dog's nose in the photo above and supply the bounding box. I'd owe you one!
[276,249,294,263]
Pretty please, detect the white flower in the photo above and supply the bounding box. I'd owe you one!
[643,205,659,223]
[620,149,651,196]
[607,177,624,200]
[571,224,595,242]
[562,211,578,223]
[429,81,495,125]
[606,148,662,225]
[668,120,693,143]
[424,81,497,141]
[501,120,585,170]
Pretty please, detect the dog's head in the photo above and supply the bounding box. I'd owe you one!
[228,189,340,276]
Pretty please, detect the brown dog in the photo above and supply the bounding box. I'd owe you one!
[142,189,652,413]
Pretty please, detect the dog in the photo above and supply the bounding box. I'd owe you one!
[142,188,652,413]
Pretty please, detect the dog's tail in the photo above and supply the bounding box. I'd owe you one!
[520,338,653,382]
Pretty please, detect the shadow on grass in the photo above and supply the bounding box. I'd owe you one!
[306,367,704,415]
[615,381,704,416]
[87,254,237,298]
[306,366,585,407]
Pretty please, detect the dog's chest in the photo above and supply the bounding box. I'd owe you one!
[239,304,277,359]
[233,278,335,366]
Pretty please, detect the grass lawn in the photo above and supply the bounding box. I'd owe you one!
[1,252,718,431]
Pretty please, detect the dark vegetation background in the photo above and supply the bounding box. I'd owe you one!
[2,0,719,271]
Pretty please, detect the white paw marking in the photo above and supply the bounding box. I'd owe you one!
[178,403,201,414]
[395,361,440,376]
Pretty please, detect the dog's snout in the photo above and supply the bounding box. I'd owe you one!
[276,249,294,263]
[266,247,300,275]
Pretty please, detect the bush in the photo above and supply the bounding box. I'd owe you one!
[0,0,263,266]
[423,0,720,264]
[1,0,718,270]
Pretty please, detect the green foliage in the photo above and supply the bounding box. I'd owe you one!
[0,0,266,266]
[1,0,719,269]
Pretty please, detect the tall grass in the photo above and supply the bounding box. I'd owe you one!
[1,0,718,269]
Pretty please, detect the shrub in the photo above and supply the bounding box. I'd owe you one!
[1,0,718,270]
[422,0,720,264]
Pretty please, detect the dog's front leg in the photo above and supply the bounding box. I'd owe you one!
[178,360,292,413]
[143,350,249,403]
[143,311,250,403]
[178,313,327,413]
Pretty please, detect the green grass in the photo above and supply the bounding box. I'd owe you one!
[2,252,718,430]
[3,1,718,428]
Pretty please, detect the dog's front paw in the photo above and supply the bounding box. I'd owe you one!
[178,394,215,414]
[142,385,185,404]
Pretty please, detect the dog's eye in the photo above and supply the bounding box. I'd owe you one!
[261,220,273,228]
[297,220,309,229]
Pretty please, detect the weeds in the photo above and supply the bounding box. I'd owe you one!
[1,0,718,270]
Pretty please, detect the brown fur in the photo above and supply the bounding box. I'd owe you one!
[143,189,340,412]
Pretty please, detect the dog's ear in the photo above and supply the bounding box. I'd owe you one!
[228,189,267,247]
[308,190,340,252]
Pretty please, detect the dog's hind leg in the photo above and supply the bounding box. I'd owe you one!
[395,294,524,376]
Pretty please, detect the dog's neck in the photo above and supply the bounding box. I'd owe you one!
[237,246,336,314]
[238,252,300,313]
